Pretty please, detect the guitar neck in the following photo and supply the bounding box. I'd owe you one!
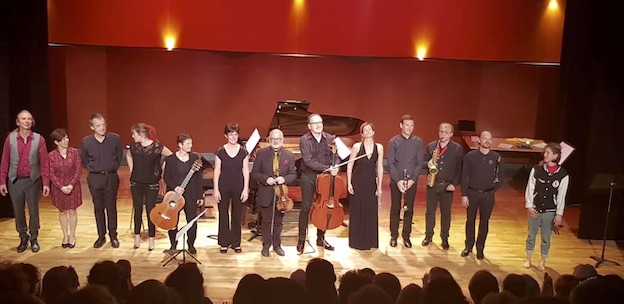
[179,166,196,190]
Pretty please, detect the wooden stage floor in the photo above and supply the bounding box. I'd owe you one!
[1,168,623,302]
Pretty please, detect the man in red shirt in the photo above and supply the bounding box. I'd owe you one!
[0,110,50,253]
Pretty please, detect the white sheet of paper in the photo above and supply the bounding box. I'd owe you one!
[559,141,575,165]
[334,137,351,160]
[532,142,547,149]
[497,143,513,149]
[245,128,260,153]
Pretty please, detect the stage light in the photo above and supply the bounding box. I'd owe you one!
[548,0,559,11]
[165,37,175,51]
[416,47,427,61]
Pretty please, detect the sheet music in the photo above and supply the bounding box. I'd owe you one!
[559,141,575,165]
[532,142,547,149]
[245,128,260,153]
[176,208,208,240]
[334,137,351,160]
[497,143,513,149]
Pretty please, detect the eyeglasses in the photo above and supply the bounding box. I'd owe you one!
[269,138,283,141]
[439,131,451,135]
[309,121,323,125]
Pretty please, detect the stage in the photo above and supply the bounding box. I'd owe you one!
[1,168,623,302]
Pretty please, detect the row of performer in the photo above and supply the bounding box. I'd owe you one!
[0,111,569,270]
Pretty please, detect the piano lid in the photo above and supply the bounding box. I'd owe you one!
[268,100,364,137]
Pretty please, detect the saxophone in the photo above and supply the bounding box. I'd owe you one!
[427,141,441,187]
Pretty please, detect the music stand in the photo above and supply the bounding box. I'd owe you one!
[163,209,207,267]
[589,173,623,268]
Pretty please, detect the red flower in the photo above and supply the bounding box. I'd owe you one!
[283,160,288,166]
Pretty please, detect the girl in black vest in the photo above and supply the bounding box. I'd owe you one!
[523,142,570,271]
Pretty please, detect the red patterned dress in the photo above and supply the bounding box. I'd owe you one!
[49,147,83,211]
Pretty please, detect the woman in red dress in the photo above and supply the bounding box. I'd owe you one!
[49,128,83,248]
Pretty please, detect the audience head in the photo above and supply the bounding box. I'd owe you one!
[41,266,80,304]
[127,279,179,304]
[481,291,520,304]
[289,269,307,290]
[66,285,117,304]
[469,270,500,304]
[87,261,124,300]
[420,276,468,304]
[572,264,598,282]
[233,273,264,304]
[253,277,306,304]
[570,275,624,304]
[396,283,422,304]
[305,258,337,288]
[358,268,376,280]
[503,274,540,300]
[164,262,206,304]
[428,266,454,283]
[347,284,393,304]
[372,272,401,302]
[18,263,41,296]
[339,270,372,304]
[0,261,30,295]
[554,274,578,300]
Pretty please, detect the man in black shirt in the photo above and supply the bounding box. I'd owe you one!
[297,114,340,254]
[422,122,463,250]
[387,114,424,248]
[459,131,504,260]
[80,113,123,249]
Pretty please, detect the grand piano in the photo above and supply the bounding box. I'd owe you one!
[257,100,364,157]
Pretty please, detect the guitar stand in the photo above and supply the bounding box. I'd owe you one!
[162,233,201,267]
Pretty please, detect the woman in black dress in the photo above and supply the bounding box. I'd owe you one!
[346,122,384,250]
[163,133,208,254]
[126,123,172,250]
[213,123,250,254]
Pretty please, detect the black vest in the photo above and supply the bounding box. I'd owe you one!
[532,165,568,212]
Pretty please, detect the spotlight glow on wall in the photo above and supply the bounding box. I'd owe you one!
[165,36,176,51]
[548,0,559,11]
[416,47,427,61]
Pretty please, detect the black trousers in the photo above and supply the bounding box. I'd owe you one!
[168,195,198,247]
[87,173,119,239]
[218,187,243,248]
[464,189,495,253]
[299,173,327,241]
[389,179,417,240]
[8,177,42,241]
[260,200,285,248]
[424,182,454,240]
[130,181,159,237]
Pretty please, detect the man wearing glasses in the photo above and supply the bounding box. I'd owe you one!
[421,122,464,250]
[251,129,297,257]
[297,114,340,254]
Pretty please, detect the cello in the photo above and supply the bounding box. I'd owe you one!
[310,142,346,231]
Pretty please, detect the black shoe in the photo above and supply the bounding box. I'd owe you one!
[390,238,398,247]
[296,240,305,255]
[403,238,412,248]
[188,246,197,255]
[421,237,432,246]
[93,237,106,248]
[220,247,228,254]
[317,238,334,251]
[169,241,178,251]
[476,251,484,260]
[233,247,242,253]
[31,240,40,253]
[261,246,270,257]
[461,248,472,257]
[68,237,76,249]
[441,240,450,250]
[17,239,29,253]
[110,238,120,248]
[274,246,285,256]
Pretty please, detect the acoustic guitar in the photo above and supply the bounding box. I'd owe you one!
[150,157,202,230]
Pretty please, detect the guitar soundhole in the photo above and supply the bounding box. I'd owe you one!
[168,201,176,207]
